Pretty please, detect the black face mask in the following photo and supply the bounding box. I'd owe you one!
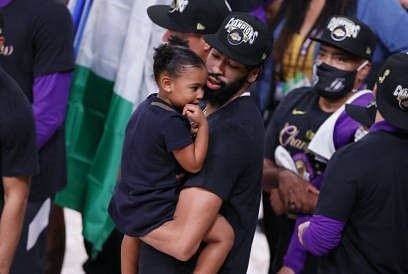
[312,63,356,98]
[204,73,248,107]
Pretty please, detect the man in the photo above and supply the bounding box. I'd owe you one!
[147,0,231,59]
[262,16,376,274]
[0,0,74,273]
[0,64,39,274]
[129,12,271,273]
[298,52,408,273]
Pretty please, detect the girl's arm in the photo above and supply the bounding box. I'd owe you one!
[173,104,208,173]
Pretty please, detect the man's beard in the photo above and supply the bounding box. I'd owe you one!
[204,73,248,107]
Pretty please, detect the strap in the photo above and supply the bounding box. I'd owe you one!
[151,101,177,113]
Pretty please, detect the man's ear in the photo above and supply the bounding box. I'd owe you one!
[202,38,211,52]
[160,74,173,93]
[247,67,261,84]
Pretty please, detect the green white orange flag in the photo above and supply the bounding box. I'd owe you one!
[56,0,160,256]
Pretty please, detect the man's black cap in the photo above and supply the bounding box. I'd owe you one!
[312,16,376,60]
[204,12,272,66]
[147,0,231,35]
[376,52,408,131]
[345,53,408,131]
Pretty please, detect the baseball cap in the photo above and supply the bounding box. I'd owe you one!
[345,52,408,131]
[204,12,272,66]
[376,52,408,131]
[147,0,231,35]
[311,16,376,60]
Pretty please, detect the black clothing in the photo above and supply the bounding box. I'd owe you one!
[316,129,408,274]
[138,95,265,274]
[0,0,74,200]
[0,65,38,205]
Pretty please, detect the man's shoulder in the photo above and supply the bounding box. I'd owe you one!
[211,97,264,139]
[331,132,384,166]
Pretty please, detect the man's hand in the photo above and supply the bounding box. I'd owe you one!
[277,170,319,214]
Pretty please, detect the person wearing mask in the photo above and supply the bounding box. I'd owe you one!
[262,16,376,274]
[299,52,408,274]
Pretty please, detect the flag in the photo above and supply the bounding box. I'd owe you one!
[56,0,160,256]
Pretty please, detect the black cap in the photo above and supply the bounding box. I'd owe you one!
[311,16,376,60]
[147,0,231,35]
[375,52,408,131]
[204,12,272,66]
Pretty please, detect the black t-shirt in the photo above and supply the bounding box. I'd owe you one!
[109,94,193,237]
[138,96,265,274]
[0,65,39,207]
[0,0,74,199]
[263,87,332,273]
[316,130,408,274]
[265,87,331,182]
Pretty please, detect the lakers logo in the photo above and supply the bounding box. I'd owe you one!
[0,35,13,56]
[378,69,390,84]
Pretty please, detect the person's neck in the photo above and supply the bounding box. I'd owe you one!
[318,93,350,113]
[156,91,172,106]
[374,110,384,123]
[0,0,12,8]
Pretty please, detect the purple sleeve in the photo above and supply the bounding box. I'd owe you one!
[333,92,373,149]
[283,215,310,274]
[301,214,345,256]
[32,72,72,149]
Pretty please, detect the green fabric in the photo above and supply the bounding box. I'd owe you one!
[55,65,133,256]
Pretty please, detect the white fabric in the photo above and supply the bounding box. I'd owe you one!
[26,198,51,250]
[274,145,299,174]
[307,89,373,161]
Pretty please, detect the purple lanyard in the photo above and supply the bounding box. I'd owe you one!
[369,121,398,134]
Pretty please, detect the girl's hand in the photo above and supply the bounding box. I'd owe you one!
[183,104,206,126]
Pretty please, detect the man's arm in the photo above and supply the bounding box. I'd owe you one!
[140,187,222,261]
[0,176,30,273]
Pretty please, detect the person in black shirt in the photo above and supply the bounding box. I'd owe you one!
[262,16,377,274]
[299,52,408,274]
[0,1,74,273]
[135,12,271,274]
[0,64,39,274]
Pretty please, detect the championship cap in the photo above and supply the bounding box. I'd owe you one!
[376,52,408,131]
[345,52,408,131]
[204,12,272,66]
[312,16,376,60]
[147,0,231,35]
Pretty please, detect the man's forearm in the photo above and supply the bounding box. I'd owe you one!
[0,176,30,273]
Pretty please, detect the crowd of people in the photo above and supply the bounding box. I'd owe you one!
[0,0,408,274]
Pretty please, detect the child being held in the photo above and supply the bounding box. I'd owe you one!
[109,40,234,274]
